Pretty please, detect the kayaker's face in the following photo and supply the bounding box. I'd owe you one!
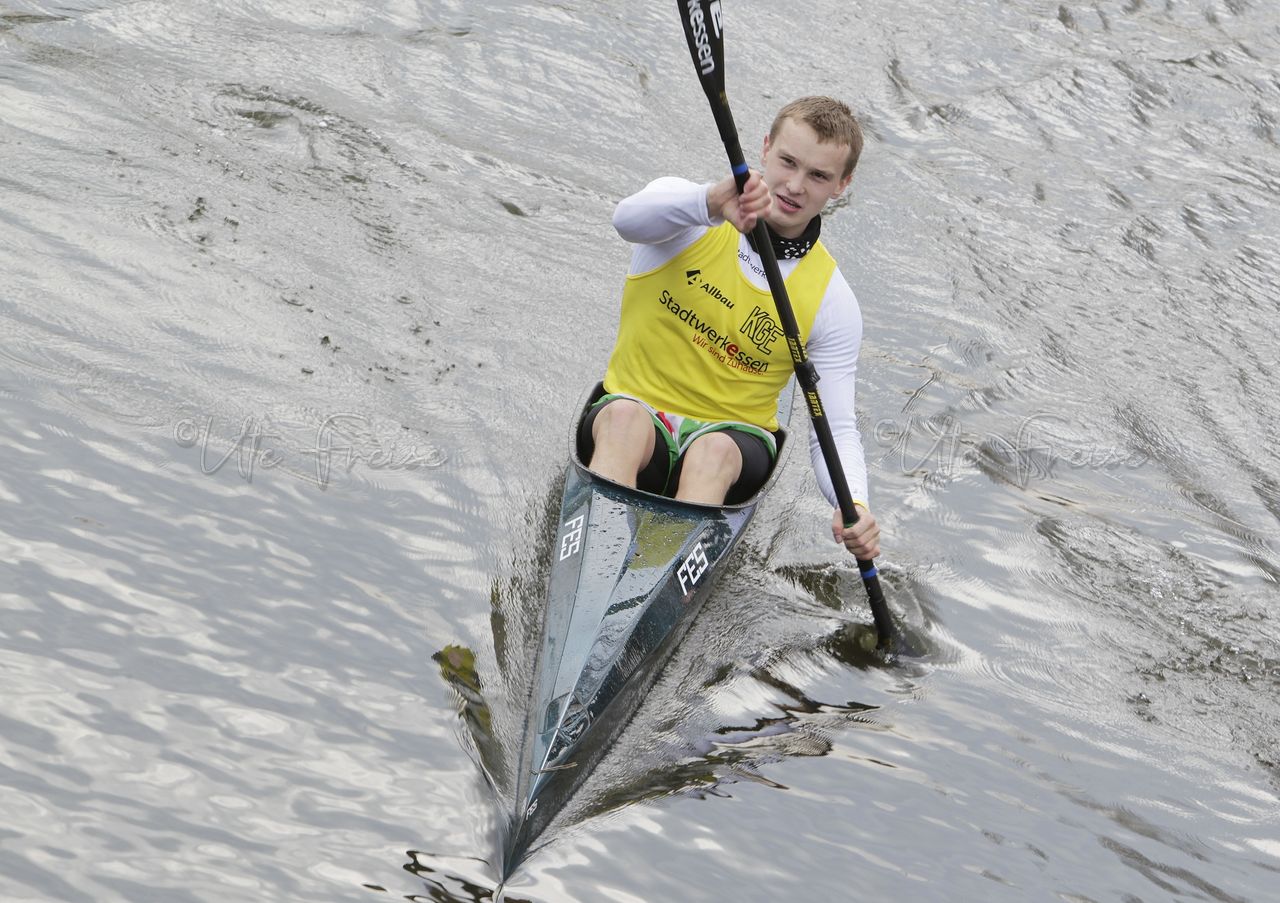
[761,118,854,238]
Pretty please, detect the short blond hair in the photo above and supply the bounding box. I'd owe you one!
[769,96,864,179]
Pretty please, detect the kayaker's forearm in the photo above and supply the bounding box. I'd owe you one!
[613,177,715,244]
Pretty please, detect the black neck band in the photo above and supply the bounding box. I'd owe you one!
[747,215,822,260]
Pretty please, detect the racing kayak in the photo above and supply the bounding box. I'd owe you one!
[501,382,794,877]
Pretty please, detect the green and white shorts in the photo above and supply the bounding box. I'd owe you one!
[581,392,778,503]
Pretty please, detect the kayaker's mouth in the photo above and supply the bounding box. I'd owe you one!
[777,193,802,214]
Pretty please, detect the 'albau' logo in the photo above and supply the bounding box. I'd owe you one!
[685,269,734,309]
[740,306,783,354]
[701,282,733,310]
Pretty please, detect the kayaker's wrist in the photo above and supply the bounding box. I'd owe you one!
[705,176,735,222]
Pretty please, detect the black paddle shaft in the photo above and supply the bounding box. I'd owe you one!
[677,0,894,648]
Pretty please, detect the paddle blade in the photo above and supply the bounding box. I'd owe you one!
[677,0,726,103]
[677,0,748,184]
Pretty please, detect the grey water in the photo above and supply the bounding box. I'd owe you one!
[2,1,1277,900]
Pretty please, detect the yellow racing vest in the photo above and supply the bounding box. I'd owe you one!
[604,221,837,431]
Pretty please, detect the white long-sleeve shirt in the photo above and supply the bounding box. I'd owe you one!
[612,177,870,509]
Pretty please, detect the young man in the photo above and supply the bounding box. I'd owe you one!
[581,96,880,560]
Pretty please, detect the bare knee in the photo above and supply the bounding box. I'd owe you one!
[587,400,656,486]
[591,399,651,444]
[675,432,743,504]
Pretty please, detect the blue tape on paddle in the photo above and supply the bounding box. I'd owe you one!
[732,162,749,175]
[860,566,878,579]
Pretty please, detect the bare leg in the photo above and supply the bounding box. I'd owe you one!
[588,400,656,488]
[674,432,742,505]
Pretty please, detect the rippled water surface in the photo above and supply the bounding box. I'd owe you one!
[3,1,1278,901]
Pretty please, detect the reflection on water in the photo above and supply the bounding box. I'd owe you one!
[3,0,1279,900]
